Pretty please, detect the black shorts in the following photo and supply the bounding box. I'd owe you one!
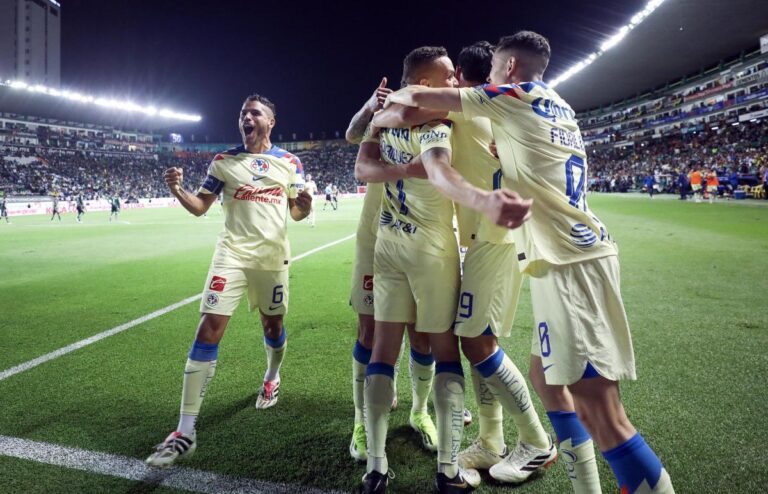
[325,194,332,201]
[111,207,118,213]
[77,207,84,214]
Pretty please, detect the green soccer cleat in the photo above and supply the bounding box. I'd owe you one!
[409,411,438,452]
[349,422,367,462]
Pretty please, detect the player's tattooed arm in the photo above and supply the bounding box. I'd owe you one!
[164,167,218,217]
[385,86,462,112]
[372,104,447,129]
[354,139,423,183]
[346,77,392,144]
[421,147,532,229]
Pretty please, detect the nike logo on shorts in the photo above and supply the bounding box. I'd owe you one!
[543,364,554,372]
[268,305,281,311]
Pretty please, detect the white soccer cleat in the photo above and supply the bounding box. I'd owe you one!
[489,435,557,483]
[255,378,280,409]
[409,411,438,452]
[145,431,197,468]
[458,438,507,470]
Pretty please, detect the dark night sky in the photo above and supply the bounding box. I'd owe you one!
[60,0,647,142]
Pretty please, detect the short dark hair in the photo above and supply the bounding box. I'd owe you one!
[496,31,551,75]
[243,93,276,117]
[402,46,449,86]
[457,41,494,84]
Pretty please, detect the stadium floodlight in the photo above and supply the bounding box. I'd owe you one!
[1,79,202,122]
[549,0,666,88]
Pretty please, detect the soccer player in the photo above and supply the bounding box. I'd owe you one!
[109,194,121,222]
[375,40,558,486]
[76,193,86,223]
[386,31,675,494]
[345,78,438,465]
[304,174,318,226]
[689,166,703,203]
[355,46,529,494]
[1,195,9,224]
[705,169,719,204]
[50,193,62,222]
[145,93,312,468]
[323,184,336,210]
[644,173,655,198]
[331,184,339,209]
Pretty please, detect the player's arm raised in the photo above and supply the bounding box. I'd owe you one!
[165,167,218,217]
[354,137,426,183]
[345,77,392,144]
[372,104,447,129]
[421,147,532,229]
[385,86,462,112]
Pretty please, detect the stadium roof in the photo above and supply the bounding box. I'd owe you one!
[556,0,768,112]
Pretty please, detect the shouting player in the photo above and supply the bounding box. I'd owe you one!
[145,93,312,468]
[386,31,675,494]
[345,78,438,464]
[375,40,557,486]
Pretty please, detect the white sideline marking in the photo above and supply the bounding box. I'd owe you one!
[0,234,355,382]
[0,435,343,494]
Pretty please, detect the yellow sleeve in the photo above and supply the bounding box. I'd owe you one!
[287,164,301,199]
[199,158,226,195]
[417,119,453,154]
[459,85,521,122]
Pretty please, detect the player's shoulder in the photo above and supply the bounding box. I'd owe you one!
[211,145,247,163]
[417,118,454,132]
[264,145,303,168]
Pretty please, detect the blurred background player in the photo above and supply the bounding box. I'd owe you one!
[644,173,656,198]
[0,195,9,224]
[332,183,340,209]
[705,169,719,203]
[304,174,318,226]
[76,193,86,223]
[689,166,703,203]
[376,40,554,487]
[109,194,121,222]
[345,78,437,465]
[355,46,481,494]
[50,193,62,222]
[145,93,312,468]
[323,183,336,210]
[387,30,675,494]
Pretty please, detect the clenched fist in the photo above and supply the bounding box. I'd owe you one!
[164,167,183,193]
[480,189,532,229]
[295,190,313,214]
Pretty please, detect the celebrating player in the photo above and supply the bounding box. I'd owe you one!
[145,93,312,468]
[386,31,675,494]
[346,78,438,465]
[355,46,506,494]
[375,40,558,486]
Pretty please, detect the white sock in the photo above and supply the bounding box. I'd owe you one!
[364,367,394,474]
[177,358,217,435]
[409,349,434,414]
[433,364,464,479]
[470,368,504,454]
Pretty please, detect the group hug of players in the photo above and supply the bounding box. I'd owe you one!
[145,31,675,494]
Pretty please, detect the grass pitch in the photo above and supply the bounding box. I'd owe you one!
[0,195,766,493]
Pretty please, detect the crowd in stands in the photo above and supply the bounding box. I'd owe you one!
[2,118,766,201]
[586,119,768,195]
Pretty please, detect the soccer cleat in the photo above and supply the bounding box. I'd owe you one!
[361,469,394,494]
[409,411,438,452]
[390,395,398,410]
[145,431,197,468]
[434,468,481,493]
[255,378,280,409]
[463,408,472,427]
[488,435,557,483]
[349,422,367,462]
[458,438,507,470]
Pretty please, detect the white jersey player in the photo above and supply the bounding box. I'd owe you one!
[145,93,312,468]
[304,174,318,226]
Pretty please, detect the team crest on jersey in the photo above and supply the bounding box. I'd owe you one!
[209,276,227,292]
[364,294,374,307]
[206,293,219,307]
[251,158,270,174]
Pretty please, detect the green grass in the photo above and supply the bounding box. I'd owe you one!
[0,194,766,493]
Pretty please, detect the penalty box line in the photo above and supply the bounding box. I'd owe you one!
[0,435,344,494]
[0,234,355,382]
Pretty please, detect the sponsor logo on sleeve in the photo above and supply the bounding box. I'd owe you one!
[363,275,373,291]
[209,276,227,292]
